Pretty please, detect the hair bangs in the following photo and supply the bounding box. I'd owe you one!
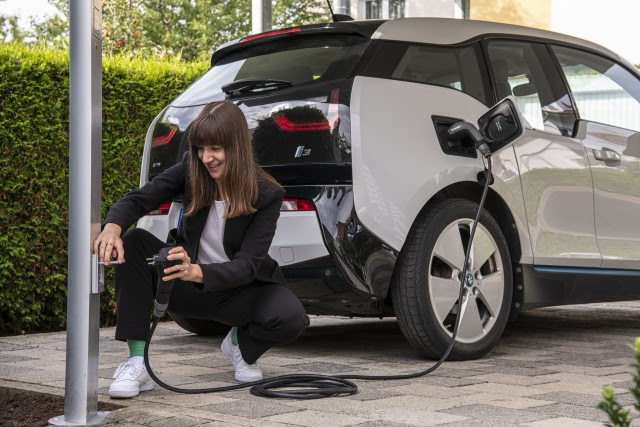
[189,103,236,150]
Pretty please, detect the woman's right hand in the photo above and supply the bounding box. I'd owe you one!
[93,223,124,266]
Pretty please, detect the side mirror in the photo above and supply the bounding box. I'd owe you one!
[477,97,523,151]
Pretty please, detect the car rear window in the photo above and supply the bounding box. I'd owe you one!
[172,34,370,107]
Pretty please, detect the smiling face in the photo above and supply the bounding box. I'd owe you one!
[197,144,226,181]
[185,101,259,216]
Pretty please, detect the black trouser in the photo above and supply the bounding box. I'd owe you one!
[114,228,306,364]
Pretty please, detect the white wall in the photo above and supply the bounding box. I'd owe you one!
[350,0,461,20]
[551,0,640,65]
[405,0,461,17]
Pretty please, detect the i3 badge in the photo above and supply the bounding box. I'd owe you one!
[294,146,311,158]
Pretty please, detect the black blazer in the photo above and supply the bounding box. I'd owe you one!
[104,154,286,293]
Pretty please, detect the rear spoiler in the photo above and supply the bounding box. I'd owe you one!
[211,20,385,67]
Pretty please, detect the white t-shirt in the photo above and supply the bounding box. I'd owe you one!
[197,201,230,264]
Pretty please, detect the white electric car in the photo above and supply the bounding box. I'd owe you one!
[137,17,640,359]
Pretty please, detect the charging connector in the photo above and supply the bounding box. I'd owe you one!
[147,247,180,319]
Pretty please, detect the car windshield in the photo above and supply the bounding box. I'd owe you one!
[172,34,370,107]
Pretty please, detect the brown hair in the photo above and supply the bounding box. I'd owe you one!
[184,101,281,218]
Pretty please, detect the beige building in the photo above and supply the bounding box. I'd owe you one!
[334,0,640,64]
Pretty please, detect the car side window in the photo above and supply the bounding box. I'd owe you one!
[360,41,489,105]
[551,45,640,132]
[486,40,576,136]
[391,44,488,104]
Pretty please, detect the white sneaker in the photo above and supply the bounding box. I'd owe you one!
[221,328,263,382]
[108,358,155,398]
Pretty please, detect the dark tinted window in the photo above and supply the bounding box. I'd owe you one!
[486,40,577,136]
[173,35,369,107]
[362,41,488,104]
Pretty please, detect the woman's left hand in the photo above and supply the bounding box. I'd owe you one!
[162,246,203,283]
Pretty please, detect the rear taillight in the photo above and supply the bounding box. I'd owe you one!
[281,198,315,211]
[274,115,330,132]
[152,127,177,147]
[273,89,341,133]
[147,203,171,216]
[241,27,301,43]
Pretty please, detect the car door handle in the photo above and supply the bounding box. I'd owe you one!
[592,148,621,162]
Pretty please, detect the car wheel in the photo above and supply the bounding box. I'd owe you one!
[392,198,512,360]
[169,313,229,336]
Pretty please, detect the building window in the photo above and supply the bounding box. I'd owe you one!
[389,0,405,19]
[366,0,381,19]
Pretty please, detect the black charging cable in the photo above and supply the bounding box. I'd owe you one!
[144,139,493,399]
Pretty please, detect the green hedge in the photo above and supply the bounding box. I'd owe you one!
[0,43,207,334]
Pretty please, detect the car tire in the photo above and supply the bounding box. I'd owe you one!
[169,313,229,336]
[391,198,513,360]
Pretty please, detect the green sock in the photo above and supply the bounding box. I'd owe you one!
[127,339,146,358]
[231,327,238,346]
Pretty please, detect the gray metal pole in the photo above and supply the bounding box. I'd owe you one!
[49,0,107,424]
[251,0,272,34]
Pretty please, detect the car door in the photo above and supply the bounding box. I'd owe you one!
[484,39,601,267]
[551,45,640,269]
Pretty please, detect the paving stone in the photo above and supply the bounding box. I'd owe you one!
[356,378,414,388]
[417,375,486,387]
[265,409,370,426]
[0,348,62,358]
[453,382,548,398]
[105,408,168,425]
[529,402,610,422]
[0,354,39,363]
[529,372,630,395]
[366,407,469,426]
[289,361,364,374]
[531,391,634,407]
[522,417,604,427]
[166,356,234,368]
[443,420,536,427]
[153,364,220,377]
[419,369,488,380]
[347,386,404,401]
[459,364,558,377]
[197,422,245,427]
[148,415,207,426]
[0,341,35,351]
[465,373,557,386]
[0,365,65,383]
[441,404,550,424]
[382,383,477,399]
[200,400,303,419]
[480,396,554,410]
[180,371,240,384]
[476,358,558,370]
[350,421,416,427]
[543,363,630,376]
[268,393,380,415]
[351,395,458,412]
[136,392,236,407]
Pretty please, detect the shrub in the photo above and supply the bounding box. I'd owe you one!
[599,337,640,426]
[0,42,207,334]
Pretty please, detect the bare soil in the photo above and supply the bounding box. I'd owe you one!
[0,386,121,426]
